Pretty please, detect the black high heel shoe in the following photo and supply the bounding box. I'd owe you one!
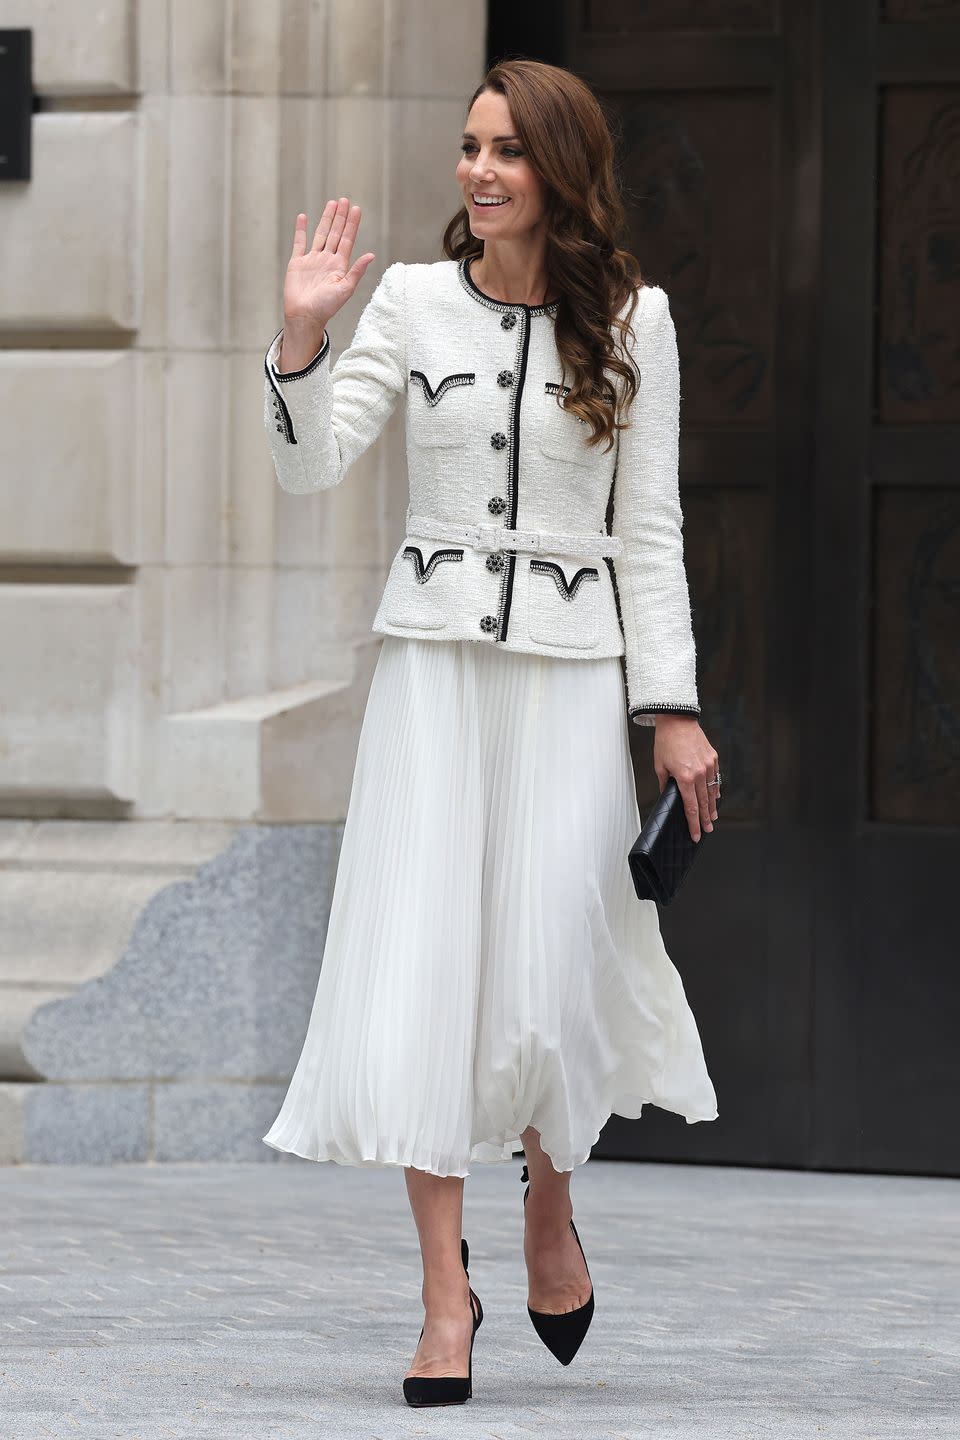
[521,1161,595,1365]
[402,1237,484,1407]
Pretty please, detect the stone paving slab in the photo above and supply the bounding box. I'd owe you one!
[0,1158,957,1439]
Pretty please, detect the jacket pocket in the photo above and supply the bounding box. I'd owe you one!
[539,382,591,464]
[382,545,465,630]
[526,558,600,649]
[408,370,476,448]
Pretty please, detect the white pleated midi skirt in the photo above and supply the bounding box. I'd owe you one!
[262,634,718,1178]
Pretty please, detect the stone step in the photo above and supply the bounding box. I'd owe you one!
[0,1080,293,1164]
[166,637,381,820]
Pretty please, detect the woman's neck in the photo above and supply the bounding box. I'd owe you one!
[471,240,557,308]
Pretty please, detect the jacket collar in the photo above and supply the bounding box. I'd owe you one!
[457,256,559,318]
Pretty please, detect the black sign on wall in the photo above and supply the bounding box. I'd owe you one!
[0,29,33,182]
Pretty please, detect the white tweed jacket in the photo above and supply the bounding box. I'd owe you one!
[263,256,699,725]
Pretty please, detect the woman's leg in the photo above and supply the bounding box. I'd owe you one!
[520,1126,593,1313]
[403,1167,476,1380]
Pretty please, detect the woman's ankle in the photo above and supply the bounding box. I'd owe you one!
[524,1183,574,1235]
[421,1276,471,1317]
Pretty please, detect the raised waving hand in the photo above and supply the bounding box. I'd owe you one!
[279,198,376,371]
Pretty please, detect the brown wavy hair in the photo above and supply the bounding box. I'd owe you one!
[442,58,644,453]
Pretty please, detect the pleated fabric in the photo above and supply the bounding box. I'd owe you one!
[262,634,718,1178]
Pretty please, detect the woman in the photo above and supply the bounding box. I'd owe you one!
[261,58,720,1408]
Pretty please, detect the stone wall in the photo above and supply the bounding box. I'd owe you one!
[0,0,485,1162]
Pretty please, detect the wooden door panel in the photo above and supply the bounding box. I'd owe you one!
[633,489,772,824]
[878,87,960,423]
[871,489,960,823]
[488,0,959,1175]
[601,89,776,426]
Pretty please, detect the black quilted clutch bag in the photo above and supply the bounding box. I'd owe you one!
[628,776,719,905]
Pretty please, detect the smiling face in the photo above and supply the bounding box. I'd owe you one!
[456,88,548,241]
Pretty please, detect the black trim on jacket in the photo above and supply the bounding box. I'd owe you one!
[409,370,476,405]
[498,308,532,642]
[272,331,331,382]
[628,703,702,719]
[264,352,297,444]
[457,257,559,318]
[401,546,465,583]
[263,328,332,444]
[529,559,600,600]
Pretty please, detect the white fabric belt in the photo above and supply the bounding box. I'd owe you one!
[405,514,623,560]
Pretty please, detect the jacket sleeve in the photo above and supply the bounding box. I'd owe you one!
[611,285,700,727]
[262,260,407,494]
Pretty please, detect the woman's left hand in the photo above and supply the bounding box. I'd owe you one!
[652,715,721,842]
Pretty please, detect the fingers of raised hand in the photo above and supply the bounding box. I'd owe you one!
[336,203,362,259]
[347,251,376,286]
[308,199,338,253]
[290,212,308,259]
[325,196,352,253]
[296,198,364,268]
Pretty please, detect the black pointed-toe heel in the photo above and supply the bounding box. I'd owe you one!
[521,1161,595,1365]
[402,1236,484,1407]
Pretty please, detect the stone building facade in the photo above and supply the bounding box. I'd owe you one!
[0,0,484,1162]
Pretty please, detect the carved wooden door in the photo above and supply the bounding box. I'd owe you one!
[489,0,960,1174]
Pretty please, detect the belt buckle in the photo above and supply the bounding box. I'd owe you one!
[475,524,502,553]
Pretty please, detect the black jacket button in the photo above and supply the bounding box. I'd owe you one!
[501,313,517,330]
[497,370,513,387]
[490,432,507,450]
[480,615,498,633]
[487,496,506,514]
[485,553,504,572]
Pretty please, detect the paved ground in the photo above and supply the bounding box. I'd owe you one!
[0,1158,957,1439]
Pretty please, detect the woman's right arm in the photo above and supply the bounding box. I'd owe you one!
[263,201,407,494]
